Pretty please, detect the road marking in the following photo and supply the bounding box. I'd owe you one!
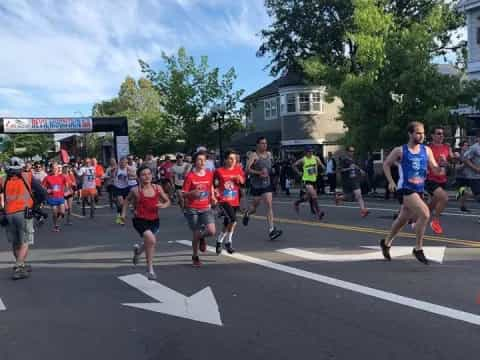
[278,246,446,263]
[176,240,480,327]
[250,215,480,248]
[119,273,222,326]
[274,199,480,218]
[0,298,6,311]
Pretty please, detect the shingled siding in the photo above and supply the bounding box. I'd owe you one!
[248,98,281,132]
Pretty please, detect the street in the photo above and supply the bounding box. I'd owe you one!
[1,195,480,360]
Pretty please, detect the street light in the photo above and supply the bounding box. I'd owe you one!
[211,103,226,163]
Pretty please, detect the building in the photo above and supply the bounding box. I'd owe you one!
[231,71,345,159]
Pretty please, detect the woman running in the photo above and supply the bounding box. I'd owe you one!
[121,165,170,280]
[42,162,67,232]
[62,165,76,225]
[104,158,117,209]
[214,150,245,255]
[182,150,217,267]
[109,157,130,225]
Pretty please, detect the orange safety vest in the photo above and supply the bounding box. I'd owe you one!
[1,172,34,214]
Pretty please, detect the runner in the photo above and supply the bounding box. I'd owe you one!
[127,155,138,190]
[214,149,245,255]
[463,130,480,223]
[293,146,325,220]
[381,121,443,265]
[62,165,76,225]
[171,154,191,209]
[242,137,282,240]
[104,158,117,209]
[92,158,105,199]
[425,126,457,234]
[158,156,174,200]
[182,150,217,267]
[455,141,471,212]
[75,158,97,218]
[339,146,369,217]
[42,162,67,232]
[111,157,130,225]
[32,162,47,183]
[121,165,170,280]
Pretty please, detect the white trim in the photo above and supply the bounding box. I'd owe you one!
[467,60,480,73]
[279,85,326,94]
[281,139,325,146]
[263,97,278,121]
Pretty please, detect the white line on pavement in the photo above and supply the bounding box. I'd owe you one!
[0,298,6,311]
[273,200,479,218]
[176,240,480,327]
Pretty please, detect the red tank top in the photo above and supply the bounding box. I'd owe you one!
[427,144,450,183]
[135,185,161,221]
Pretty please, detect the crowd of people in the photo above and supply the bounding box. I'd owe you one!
[1,124,480,280]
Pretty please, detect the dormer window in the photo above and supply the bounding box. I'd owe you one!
[280,91,325,115]
[264,98,278,120]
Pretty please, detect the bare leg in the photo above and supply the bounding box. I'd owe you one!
[143,231,157,273]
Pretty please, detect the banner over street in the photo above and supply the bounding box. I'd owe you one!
[3,117,93,133]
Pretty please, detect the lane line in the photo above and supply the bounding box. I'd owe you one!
[176,240,480,327]
[273,199,480,218]
[250,215,480,247]
[0,298,6,311]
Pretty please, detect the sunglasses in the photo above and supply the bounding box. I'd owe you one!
[435,132,444,136]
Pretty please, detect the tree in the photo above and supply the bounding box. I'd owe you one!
[259,0,480,152]
[140,47,245,151]
[5,134,54,159]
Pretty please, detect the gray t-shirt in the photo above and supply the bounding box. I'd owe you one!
[250,153,272,189]
[464,143,480,180]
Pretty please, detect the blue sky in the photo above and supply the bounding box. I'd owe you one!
[0,0,273,118]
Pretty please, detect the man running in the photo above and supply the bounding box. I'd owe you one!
[339,146,369,217]
[121,165,170,280]
[242,137,282,240]
[455,141,471,212]
[463,131,480,222]
[215,149,245,255]
[109,157,130,225]
[425,126,457,234]
[42,162,67,232]
[381,121,442,265]
[75,158,97,218]
[171,154,191,209]
[293,146,325,220]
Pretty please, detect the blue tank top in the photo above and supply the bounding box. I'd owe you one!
[398,144,427,192]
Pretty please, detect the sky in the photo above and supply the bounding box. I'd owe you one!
[0,0,273,118]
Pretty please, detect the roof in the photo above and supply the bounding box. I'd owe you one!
[227,130,282,152]
[435,64,460,76]
[242,71,313,102]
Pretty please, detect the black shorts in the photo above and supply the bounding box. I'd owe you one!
[250,186,273,197]
[470,179,480,196]
[132,218,160,236]
[456,178,470,188]
[425,180,446,195]
[219,203,239,226]
[343,180,361,193]
[113,186,130,199]
[397,189,424,205]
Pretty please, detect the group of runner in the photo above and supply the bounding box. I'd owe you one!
[3,122,480,279]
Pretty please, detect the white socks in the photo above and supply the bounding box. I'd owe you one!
[217,232,226,244]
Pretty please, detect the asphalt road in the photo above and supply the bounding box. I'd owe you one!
[1,194,480,360]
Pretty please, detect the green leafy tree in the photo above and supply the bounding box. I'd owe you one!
[6,134,54,158]
[139,47,245,151]
[259,0,480,152]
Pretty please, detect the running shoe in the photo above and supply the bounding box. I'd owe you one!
[225,242,235,254]
[146,271,157,280]
[412,248,429,265]
[317,211,325,221]
[132,244,140,266]
[293,202,300,215]
[13,263,32,273]
[12,264,29,280]
[430,219,443,235]
[460,206,470,212]
[269,228,283,241]
[456,187,465,201]
[115,215,122,224]
[199,237,207,252]
[52,225,60,232]
[360,208,370,218]
[216,242,222,255]
[380,239,391,261]
[242,211,250,226]
[192,255,202,267]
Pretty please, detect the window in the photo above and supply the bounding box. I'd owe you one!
[264,98,277,120]
[299,93,310,112]
[280,95,286,114]
[264,100,271,119]
[312,93,321,111]
[287,94,296,113]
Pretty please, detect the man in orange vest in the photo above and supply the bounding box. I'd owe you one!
[0,157,47,280]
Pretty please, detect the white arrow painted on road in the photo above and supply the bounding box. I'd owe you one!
[0,298,6,311]
[119,274,223,326]
[277,246,446,263]
[175,240,480,327]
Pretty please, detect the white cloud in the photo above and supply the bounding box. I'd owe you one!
[0,0,269,114]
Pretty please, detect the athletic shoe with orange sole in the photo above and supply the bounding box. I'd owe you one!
[430,218,443,235]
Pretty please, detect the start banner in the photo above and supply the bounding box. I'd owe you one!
[3,117,93,133]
